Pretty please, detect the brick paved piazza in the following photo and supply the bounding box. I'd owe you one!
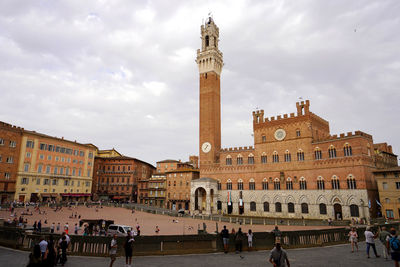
[0,242,394,267]
[0,206,337,235]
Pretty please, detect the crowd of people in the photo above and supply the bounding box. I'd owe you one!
[26,232,70,267]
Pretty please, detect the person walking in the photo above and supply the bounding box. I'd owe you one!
[269,242,290,267]
[221,225,230,253]
[235,227,244,253]
[45,235,57,267]
[56,223,60,232]
[389,228,400,267]
[27,244,42,267]
[124,231,134,267]
[348,227,358,252]
[38,220,42,233]
[64,223,69,235]
[379,226,391,260]
[50,223,55,234]
[38,236,48,259]
[364,226,380,258]
[271,226,282,243]
[33,221,37,232]
[74,223,79,235]
[109,234,118,267]
[247,229,254,251]
[59,235,68,266]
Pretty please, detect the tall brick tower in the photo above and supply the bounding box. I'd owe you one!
[196,17,223,169]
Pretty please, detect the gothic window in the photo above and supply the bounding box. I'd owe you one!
[344,144,352,157]
[250,201,256,211]
[272,151,279,163]
[275,202,282,212]
[263,202,270,212]
[205,35,209,47]
[237,155,243,165]
[296,130,301,137]
[248,154,255,164]
[262,178,268,190]
[261,153,267,164]
[217,181,222,190]
[237,179,243,190]
[297,150,305,161]
[314,148,322,160]
[299,177,307,190]
[331,176,340,190]
[288,202,295,213]
[347,175,357,189]
[317,176,325,190]
[274,178,280,190]
[301,203,309,214]
[226,179,232,190]
[249,179,255,190]
[226,155,232,166]
[286,178,293,190]
[262,135,266,142]
[319,203,327,215]
[350,204,359,217]
[328,145,337,158]
[284,151,291,162]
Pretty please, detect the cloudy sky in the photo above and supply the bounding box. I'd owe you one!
[0,0,399,165]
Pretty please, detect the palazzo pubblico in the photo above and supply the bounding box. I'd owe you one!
[190,18,398,220]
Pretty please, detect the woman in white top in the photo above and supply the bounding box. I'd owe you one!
[247,229,253,251]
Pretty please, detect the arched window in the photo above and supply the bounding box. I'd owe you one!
[226,179,232,190]
[328,145,337,158]
[301,203,309,214]
[317,176,325,190]
[299,177,307,190]
[296,129,301,137]
[347,175,357,189]
[250,201,256,211]
[262,135,266,142]
[237,179,243,190]
[226,155,232,165]
[275,202,282,212]
[272,151,279,163]
[261,152,267,164]
[237,154,243,165]
[286,177,293,190]
[263,202,270,212]
[249,179,255,190]
[262,178,268,190]
[297,149,305,161]
[350,204,359,217]
[236,154,243,165]
[217,180,221,190]
[288,202,295,213]
[344,143,352,157]
[205,35,209,46]
[319,203,327,214]
[284,151,291,162]
[248,153,255,164]
[331,176,340,190]
[315,147,322,160]
[274,178,280,190]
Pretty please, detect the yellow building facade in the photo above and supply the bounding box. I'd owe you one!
[375,167,400,219]
[15,130,97,202]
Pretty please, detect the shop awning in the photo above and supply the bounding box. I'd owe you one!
[60,193,91,197]
[112,196,129,199]
[41,193,51,197]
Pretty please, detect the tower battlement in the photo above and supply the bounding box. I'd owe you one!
[221,146,254,152]
[313,130,373,142]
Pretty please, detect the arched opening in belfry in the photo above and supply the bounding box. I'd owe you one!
[194,187,207,211]
[205,35,209,47]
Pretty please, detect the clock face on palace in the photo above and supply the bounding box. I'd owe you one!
[274,129,286,141]
[201,142,212,153]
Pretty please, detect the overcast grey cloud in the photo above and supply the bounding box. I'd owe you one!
[0,0,399,165]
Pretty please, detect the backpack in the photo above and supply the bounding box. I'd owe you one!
[390,236,400,251]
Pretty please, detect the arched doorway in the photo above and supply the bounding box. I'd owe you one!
[334,203,342,220]
[194,187,206,212]
[227,202,233,214]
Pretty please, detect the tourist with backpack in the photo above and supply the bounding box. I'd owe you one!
[389,229,400,267]
[379,226,391,260]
